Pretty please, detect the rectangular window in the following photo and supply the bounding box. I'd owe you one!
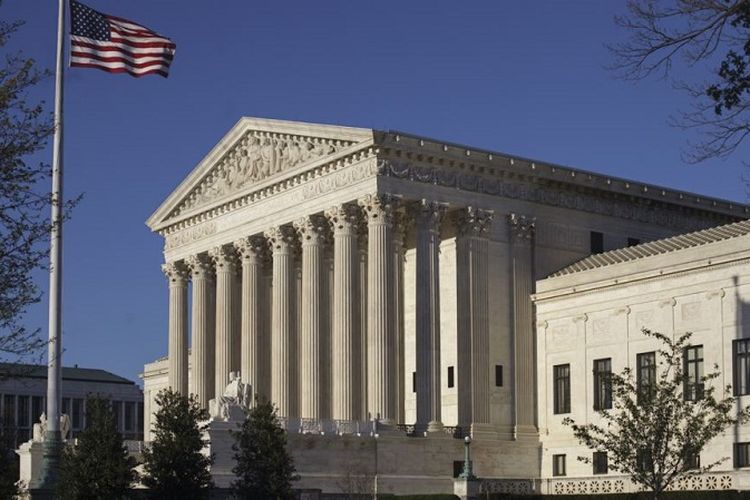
[495,365,503,387]
[553,364,571,414]
[412,372,416,393]
[17,396,29,429]
[627,237,641,247]
[590,231,604,254]
[734,339,750,396]
[684,345,704,401]
[31,397,43,426]
[593,451,608,474]
[112,401,122,431]
[72,399,83,430]
[3,395,15,426]
[685,452,700,470]
[736,443,750,468]
[452,460,463,478]
[552,454,566,476]
[125,402,135,432]
[593,358,612,411]
[447,366,454,389]
[637,352,656,404]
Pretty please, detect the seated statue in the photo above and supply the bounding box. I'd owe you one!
[209,371,253,421]
[32,412,72,442]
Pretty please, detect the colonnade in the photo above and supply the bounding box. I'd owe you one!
[162,195,498,433]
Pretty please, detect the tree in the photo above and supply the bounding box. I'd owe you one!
[231,399,298,499]
[142,389,212,500]
[0,421,19,498]
[564,329,750,500]
[0,2,67,365]
[610,0,750,162]
[57,396,137,500]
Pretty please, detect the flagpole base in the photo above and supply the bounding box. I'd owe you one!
[32,431,62,492]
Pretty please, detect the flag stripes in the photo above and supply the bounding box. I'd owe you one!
[70,1,176,78]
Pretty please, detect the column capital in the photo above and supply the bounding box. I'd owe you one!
[234,235,268,263]
[508,213,535,240]
[411,199,447,231]
[293,214,329,247]
[186,253,214,279]
[358,193,398,225]
[162,261,189,285]
[455,207,494,238]
[209,244,239,272]
[325,204,361,236]
[265,225,298,254]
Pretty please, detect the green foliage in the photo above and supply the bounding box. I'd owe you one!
[0,424,18,498]
[564,329,750,500]
[231,398,298,499]
[142,389,212,500]
[57,396,136,500]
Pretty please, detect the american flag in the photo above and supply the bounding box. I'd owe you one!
[70,1,176,78]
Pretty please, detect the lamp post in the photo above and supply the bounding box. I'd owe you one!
[459,435,476,480]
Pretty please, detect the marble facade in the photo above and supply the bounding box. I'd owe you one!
[142,117,748,493]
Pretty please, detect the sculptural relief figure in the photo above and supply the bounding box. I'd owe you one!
[209,371,252,421]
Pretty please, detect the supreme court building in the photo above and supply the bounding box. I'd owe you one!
[142,117,748,494]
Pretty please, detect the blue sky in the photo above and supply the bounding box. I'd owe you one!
[4,1,748,385]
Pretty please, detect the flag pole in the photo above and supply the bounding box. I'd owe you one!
[36,0,66,491]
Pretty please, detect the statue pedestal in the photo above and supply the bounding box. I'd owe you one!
[203,418,243,488]
[16,439,44,487]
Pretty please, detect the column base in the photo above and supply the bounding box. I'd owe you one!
[513,424,539,441]
[427,420,444,433]
[470,422,499,441]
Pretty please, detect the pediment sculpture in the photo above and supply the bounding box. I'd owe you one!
[173,132,355,216]
[209,371,252,421]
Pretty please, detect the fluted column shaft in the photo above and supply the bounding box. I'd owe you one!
[326,205,361,421]
[455,207,494,428]
[187,255,215,408]
[392,213,406,425]
[235,236,266,401]
[163,262,189,395]
[413,200,445,432]
[266,226,298,418]
[360,194,397,423]
[509,213,536,434]
[295,216,328,420]
[210,245,239,397]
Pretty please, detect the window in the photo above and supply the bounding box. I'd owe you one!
[553,364,571,414]
[72,399,83,430]
[627,237,641,247]
[495,365,503,387]
[593,358,612,411]
[17,396,29,429]
[736,443,750,468]
[593,452,608,474]
[447,366,454,388]
[552,454,566,476]
[112,401,122,431]
[685,452,700,470]
[637,352,656,404]
[637,449,654,472]
[590,231,604,254]
[684,345,704,401]
[125,401,135,433]
[412,372,416,393]
[62,398,71,417]
[452,460,464,478]
[31,397,43,426]
[734,339,750,396]
[3,395,15,426]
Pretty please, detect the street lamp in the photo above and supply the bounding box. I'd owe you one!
[459,435,476,480]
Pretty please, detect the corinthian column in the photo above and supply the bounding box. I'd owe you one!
[325,204,361,423]
[163,261,189,395]
[186,254,215,408]
[508,213,536,437]
[265,226,298,418]
[210,245,239,397]
[234,235,267,400]
[392,212,407,425]
[455,207,494,432]
[294,215,328,421]
[413,199,446,433]
[359,194,397,424]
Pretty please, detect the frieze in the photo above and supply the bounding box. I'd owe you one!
[379,159,718,231]
[164,221,217,250]
[172,131,356,217]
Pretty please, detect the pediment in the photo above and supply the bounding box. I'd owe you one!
[148,117,374,231]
